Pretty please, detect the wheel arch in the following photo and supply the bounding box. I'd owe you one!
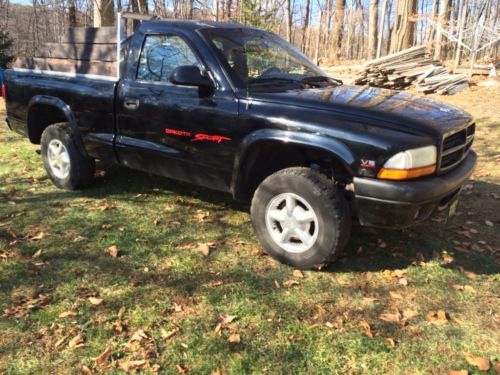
[27,96,88,157]
[231,129,356,201]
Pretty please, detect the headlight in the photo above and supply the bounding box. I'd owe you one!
[378,145,437,180]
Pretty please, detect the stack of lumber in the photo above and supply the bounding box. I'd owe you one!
[354,45,469,95]
[13,27,117,77]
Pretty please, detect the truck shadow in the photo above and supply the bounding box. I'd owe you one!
[2,161,499,278]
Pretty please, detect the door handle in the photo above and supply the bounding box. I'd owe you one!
[123,98,139,110]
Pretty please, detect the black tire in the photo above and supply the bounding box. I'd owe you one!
[250,167,351,269]
[40,123,95,190]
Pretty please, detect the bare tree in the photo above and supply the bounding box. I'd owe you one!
[302,0,311,52]
[331,0,346,60]
[433,0,449,60]
[68,0,77,26]
[368,0,379,59]
[93,0,114,27]
[376,0,389,57]
[389,0,417,53]
[454,0,467,67]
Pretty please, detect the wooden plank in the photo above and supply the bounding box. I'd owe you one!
[35,43,117,62]
[453,67,492,75]
[61,27,116,44]
[14,57,116,77]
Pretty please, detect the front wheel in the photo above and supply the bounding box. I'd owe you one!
[250,167,351,269]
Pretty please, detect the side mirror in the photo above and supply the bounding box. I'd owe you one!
[169,65,215,89]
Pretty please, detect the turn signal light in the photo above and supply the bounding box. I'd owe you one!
[377,165,436,180]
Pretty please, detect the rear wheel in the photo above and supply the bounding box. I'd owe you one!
[251,167,351,269]
[41,123,95,190]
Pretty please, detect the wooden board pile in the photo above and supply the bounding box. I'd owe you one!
[14,27,117,77]
[354,45,469,95]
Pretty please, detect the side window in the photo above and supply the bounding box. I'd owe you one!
[137,35,202,82]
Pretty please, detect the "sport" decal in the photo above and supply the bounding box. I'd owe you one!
[164,128,231,144]
[191,133,231,143]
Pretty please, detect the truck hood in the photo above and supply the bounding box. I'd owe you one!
[248,85,472,136]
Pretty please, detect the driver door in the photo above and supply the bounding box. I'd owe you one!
[115,33,238,191]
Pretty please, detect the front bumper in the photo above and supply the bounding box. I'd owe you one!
[353,150,477,228]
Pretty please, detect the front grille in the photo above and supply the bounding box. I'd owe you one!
[439,123,475,172]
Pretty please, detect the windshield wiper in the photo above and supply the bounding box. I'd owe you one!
[301,76,343,86]
[247,77,301,85]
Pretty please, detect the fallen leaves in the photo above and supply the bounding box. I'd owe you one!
[282,280,300,287]
[3,291,52,318]
[425,310,449,325]
[359,320,373,338]
[88,297,103,306]
[227,333,241,344]
[452,284,476,294]
[292,270,304,278]
[464,353,490,371]
[379,311,401,324]
[386,337,396,347]
[379,308,419,325]
[383,269,409,286]
[161,326,180,341]
[95,346,113,366]
[104,245,119,258]
[119,359,148,372]
[29,231,46,241]
[59,309,77,318]
[178,242,217,256]
[214,314,238,334]
[68,334,85,348]
[389,291,403,300]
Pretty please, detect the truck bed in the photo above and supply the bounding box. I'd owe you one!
[4,69,117,161]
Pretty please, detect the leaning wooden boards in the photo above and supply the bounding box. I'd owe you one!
[13,27,117,78]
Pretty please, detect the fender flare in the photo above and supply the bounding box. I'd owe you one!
[28,95,89,157]
[231,128,356,199]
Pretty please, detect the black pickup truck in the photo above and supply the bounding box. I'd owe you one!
[3,20,476,268]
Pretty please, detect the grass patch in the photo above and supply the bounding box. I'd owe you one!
[1,89,499,374]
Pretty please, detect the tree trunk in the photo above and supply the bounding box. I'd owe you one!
[302,0,311,53]
[385,0,393,54]
[68,0,77,26]
[285,0,292,42]
[376,0,388,57]
[213,0,219,21]
[93,0,114,27]
[368,0,379,59]
[314,8,322,64]
[331,0,346,60]
[323,0,333,59]
[427,0,439,41]
[454,0,467,67]
[389,0,417,53]
[433,0,449,60]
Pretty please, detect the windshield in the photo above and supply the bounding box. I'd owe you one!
[201,28,334,90]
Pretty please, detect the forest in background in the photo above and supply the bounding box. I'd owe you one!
[0,0,498,68]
